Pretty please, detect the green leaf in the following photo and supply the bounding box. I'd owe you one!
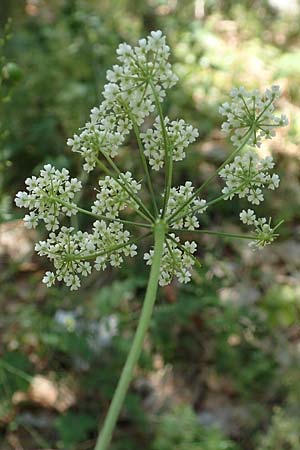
[55,412,97,448]
[0,351,33,395]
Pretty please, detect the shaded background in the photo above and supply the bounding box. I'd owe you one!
[0,0,300,449]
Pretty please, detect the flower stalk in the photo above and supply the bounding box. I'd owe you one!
[94,220,166,450]
[150,81,172,218]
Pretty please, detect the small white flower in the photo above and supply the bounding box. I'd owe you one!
[240,209,256,225]
[42,271,55,287]
[23,212,38,229]
[248,188,264,205]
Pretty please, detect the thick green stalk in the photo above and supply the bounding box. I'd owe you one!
[94,220,166,450]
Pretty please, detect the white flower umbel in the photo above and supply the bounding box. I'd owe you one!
[141,117,199,170]
[67,30,178,172]
[144,234,197,286]
[15,30,288,450]
[35,221,136,290]
[239,209,281,250]
[219,85,288,148]
[164,182,207,230]
[92,172,141,219]
[220,151,280,204]
[15,165,82,231]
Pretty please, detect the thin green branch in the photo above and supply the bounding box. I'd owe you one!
[96,159,153,224]
[256,96,276,122]
[171,228,261,241]
[167,127,253,224]
[166,233,202,271]
[70,169,89,229]
[149,80,172,218]
[0,359,33,383]
[95,157,116,178]
[127,109,159,216]
[96,153,155,221]
[273,219,284,231]
[168,190,225,226]
[165,238,179,268]
[239,94,252,118]
[53,197,151,229]
[169,180,250,226]
[71,232,152,261]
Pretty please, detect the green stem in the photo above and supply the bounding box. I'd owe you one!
[0,359,33,383]
[256,96,275,122]
[168,190,226,226]
[171,228,260,240]
[94,220,166,450]
[166,233,202,271]
[130,112,159,216]
[273,219,284,231]
[71,232,151,261]
[70,169,89,229]
[149,80,171,218]
[169,178,251,226]
[96,157,116,178]
[53,197,151,229]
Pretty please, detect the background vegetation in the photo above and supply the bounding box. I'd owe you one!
[1,0,300,449]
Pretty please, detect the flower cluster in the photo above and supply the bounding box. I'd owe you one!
[219,85,288,148]
[92,172,141,219]
[144,235,197,285]
[15,165,82,231]
[14,29,288,291]
[164,182,207,229]
[240,209,279,250]
[141,117,199,170]
[67,30,178,172]
[37,221,137,290]
[220,151,280,204]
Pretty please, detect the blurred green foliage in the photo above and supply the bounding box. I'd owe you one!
[1,0,300,449]
[152,405,239,450]
[55,412,98,449]
[258,407,300,450]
